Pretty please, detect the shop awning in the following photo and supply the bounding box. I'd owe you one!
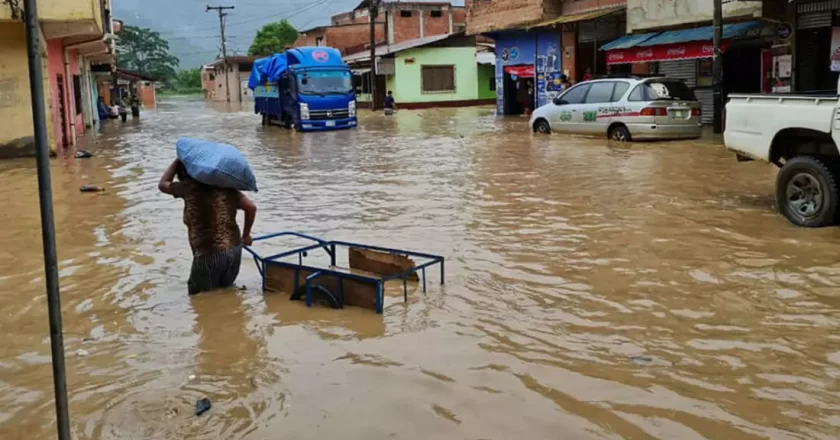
[528,5,626,29]
[504,65,534,78]
[636,21,763,47]
[600,33,659,51]
[606,40,727,65]
[603,20,764,65]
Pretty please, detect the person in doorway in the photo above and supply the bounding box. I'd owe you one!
[559,74,572,91]
[158,159,258,296]
[523,79,534,116]
[583,67,593,82]
[384,90,396,115]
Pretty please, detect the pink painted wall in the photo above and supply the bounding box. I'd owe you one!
[46,40,83,151]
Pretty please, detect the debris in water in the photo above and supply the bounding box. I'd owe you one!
[631,355,653,365]
[80,185,105,193]
[74,150,93,159]
[75,349,89,357]
[195,397,212,416]
[188,374,196,381]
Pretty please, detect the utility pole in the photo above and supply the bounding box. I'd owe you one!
[22,0,71,439]
[712,0,723,133]
[369,0,380,110]
[207,4,235,103]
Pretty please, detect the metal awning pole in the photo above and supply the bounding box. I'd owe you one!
[22,0,72,439]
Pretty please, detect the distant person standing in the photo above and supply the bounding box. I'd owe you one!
[583,67,593,82]
[130,92,141,118]
[118,94,128,122]
[384,91,396,115]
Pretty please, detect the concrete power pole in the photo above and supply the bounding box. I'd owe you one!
[369,0,380,110]
[207,4,235,103]
[712,0,723,133]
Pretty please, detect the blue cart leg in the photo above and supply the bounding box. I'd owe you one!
[305,279,312,307]
[376,282,384,314]
[440,260,445,285]
[422,268,426,294]
[403,279,408,302]
[330,244,336,266]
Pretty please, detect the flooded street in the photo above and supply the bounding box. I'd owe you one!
[2,99,840,439]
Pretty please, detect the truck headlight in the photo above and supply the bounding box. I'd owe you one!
[348,100,356,117]
[300,103,310,120]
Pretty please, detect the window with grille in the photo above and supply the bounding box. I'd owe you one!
[421,65,455,93]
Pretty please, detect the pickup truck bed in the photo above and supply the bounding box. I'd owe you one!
[725,93,840,227]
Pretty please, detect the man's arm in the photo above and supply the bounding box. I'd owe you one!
[239,193,257,246]
[158,159,180,195]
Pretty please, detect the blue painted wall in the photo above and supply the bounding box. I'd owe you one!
[493,30,562,115]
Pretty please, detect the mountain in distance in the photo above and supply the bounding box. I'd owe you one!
[112,0,464,69]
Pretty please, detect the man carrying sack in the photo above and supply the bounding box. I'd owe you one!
[158,138,258,295]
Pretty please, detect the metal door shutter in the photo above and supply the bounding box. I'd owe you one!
[578,20,623,44]
[658,60,697,87]
[797,0,840,14]
[694,88,714,125]
[798,11,832,29]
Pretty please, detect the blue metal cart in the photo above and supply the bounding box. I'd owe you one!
[244,232,445,314]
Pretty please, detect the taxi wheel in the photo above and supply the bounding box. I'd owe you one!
[533,119,551,134]
[609,125,631,142]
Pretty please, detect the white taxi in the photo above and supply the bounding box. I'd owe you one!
[530,77,703,141]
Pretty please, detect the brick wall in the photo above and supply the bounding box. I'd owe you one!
[562,30,577,81]
[562,0,625,14]
[294,29,325,47]
[466,0,561,35]
[327,24,385,54]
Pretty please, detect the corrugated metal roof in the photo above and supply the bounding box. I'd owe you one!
[528,6,626,29]
[476,51,495,65]
[599,33,659,51]
[636,21,763,47]
[343,32,459,63]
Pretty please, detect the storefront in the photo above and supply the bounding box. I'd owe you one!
[601,21,768,124]
[796,0,840,92]
[493,30,562,116]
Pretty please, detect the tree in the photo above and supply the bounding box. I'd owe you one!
[117,25,180,86]
[177,68,202,90]
[248,20,298,57]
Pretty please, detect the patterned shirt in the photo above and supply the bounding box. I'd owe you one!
[170,180,242,256]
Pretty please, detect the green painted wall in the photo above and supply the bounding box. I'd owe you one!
[477,64,496,100]
[386,46,481,104]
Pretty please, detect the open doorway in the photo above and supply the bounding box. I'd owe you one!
[502,65,535,115]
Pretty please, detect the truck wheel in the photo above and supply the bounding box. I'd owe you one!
[283,116,292,129]
[776,156,839,227]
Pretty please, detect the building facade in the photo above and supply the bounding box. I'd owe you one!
[343,33,495,108]
[0,0,116,157]
[601,0,780,124]
[210,56,258,103]
[467,0,626,116]
[201,65,216,100]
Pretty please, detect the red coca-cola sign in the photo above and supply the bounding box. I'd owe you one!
[606,40,727,65]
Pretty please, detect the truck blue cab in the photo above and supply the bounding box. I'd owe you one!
[249,47,357,132]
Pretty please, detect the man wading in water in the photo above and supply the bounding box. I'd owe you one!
[158,159,257,295]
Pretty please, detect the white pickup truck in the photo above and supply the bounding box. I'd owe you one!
[724,83,840,228]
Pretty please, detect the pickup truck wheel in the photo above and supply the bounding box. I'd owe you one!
[776,156,839,227]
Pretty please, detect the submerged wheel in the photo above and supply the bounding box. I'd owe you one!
[290,284,342,309]
[608,125,631,142]
[533,119,551,134]
[776,156,839,228]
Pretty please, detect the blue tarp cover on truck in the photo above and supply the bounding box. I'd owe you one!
[247,47,345,89]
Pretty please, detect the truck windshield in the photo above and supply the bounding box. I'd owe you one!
[297,71,352,95]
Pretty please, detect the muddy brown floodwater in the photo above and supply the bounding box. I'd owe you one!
[1,99,840,439]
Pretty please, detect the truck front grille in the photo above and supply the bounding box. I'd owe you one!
[309,109,349,120]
